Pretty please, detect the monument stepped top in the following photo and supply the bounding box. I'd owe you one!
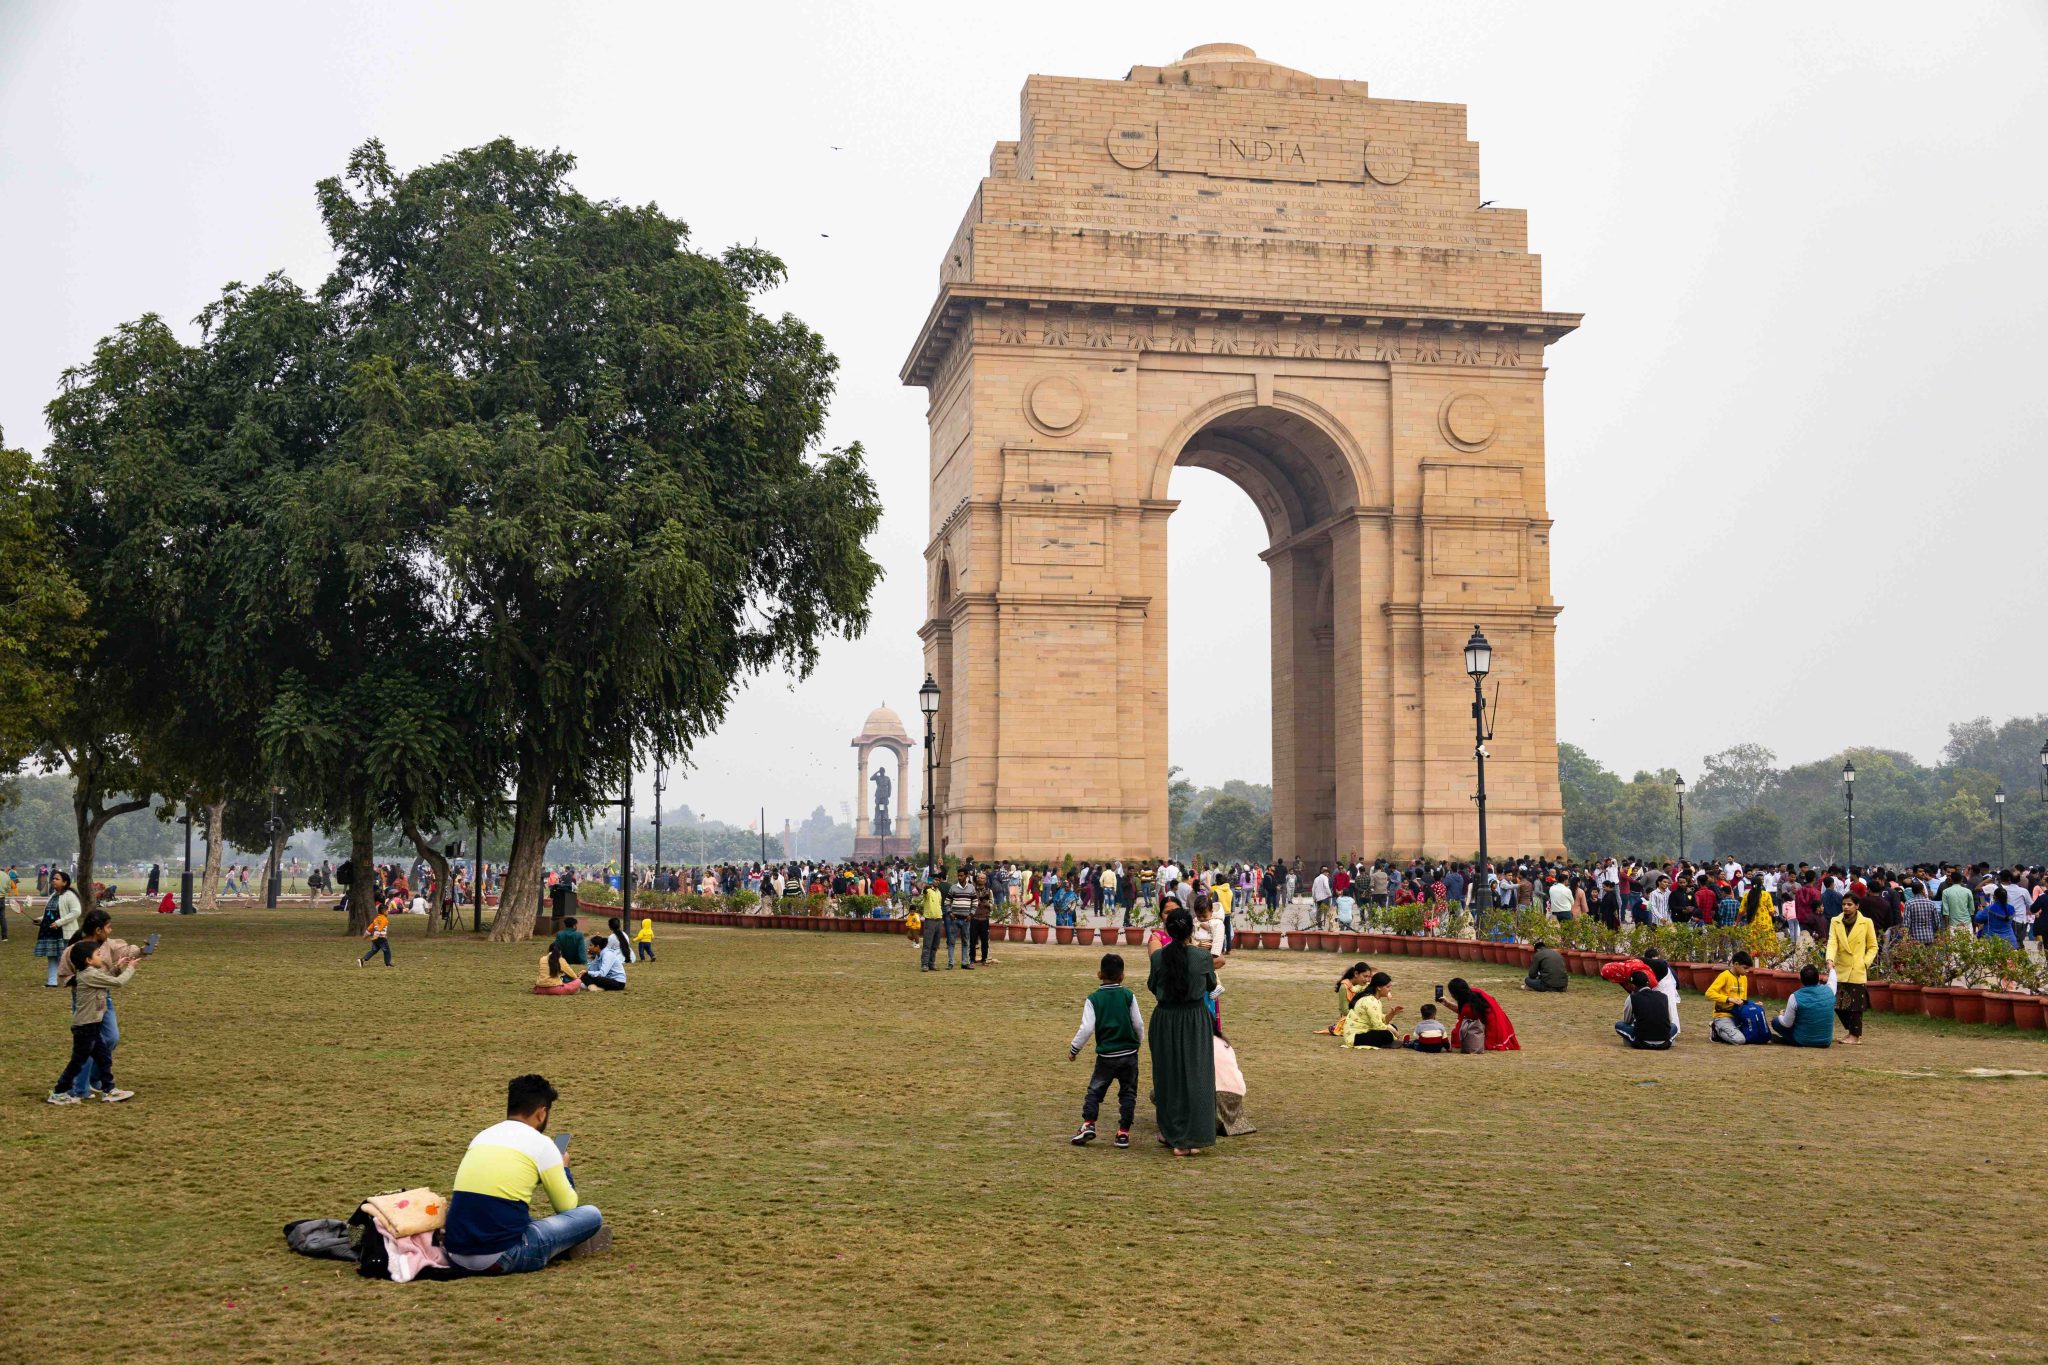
[1126,41,1363,96]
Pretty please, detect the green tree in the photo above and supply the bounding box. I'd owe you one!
[309,140,880,940]
[1186,794,1271,864]
[0,433,87,794]
[1712,806,1782,864]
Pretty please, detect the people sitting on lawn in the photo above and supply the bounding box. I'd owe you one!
[1317,962,1374,1035]
[581,933,627,991]
[1523,941,1568,992]
[1446,978,1520,1051]
[1614,970,1674,1050]
[1706,952,1754,1043]
[551,916,588,970]
[1770,966,1836,1047]
[1341,971,1401,1049]
[444,1074,606,1274]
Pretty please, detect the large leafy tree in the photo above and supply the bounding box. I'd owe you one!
[0,432,88,806]
[311,139,881,940]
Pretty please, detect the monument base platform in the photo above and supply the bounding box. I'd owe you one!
[853,834,913,860]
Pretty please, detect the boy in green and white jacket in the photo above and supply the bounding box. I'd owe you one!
[1068,953,1145,1149]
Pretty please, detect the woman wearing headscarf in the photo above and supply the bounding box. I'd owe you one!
[1446,977,1521,1052]
[1146,907,1218,1156]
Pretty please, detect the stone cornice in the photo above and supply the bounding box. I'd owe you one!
[901,283,1583,386]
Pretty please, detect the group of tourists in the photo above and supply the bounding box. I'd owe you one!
[1324,964,1522,1052]
[530,913,657,995]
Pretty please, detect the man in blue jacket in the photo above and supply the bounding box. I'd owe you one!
[1770,965,1836,1047]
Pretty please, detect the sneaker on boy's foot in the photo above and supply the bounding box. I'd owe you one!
[1070,1123,1097,1146]
[97,1088,135,1103]
[45,1092,80,1105]
[562,1226,613,1261]
[1114,1130,1131,1148]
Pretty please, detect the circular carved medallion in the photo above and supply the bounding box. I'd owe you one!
[1364,140,1413,185]
[1026,375,1086,436]
[1106,125,1158,170]
[1439,392,1497,450]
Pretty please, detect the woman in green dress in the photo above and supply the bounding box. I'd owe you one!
[1147,906,1218,1156]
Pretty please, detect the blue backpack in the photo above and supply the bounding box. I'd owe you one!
[1731,1000,1770,1044]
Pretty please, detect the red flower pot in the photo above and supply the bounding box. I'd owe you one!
[1126,927,1150,948]
[1921,985,1961,1020]
[1863,981,1894,1014]
[2010,994,2046,1030]
[1983,992,2022,1028]
[1334,932,1361,955]
[1028,924,1050,944]
[1952,989,1988,1026]
[1888,982,1923,1014]
[1054,926,1075,945]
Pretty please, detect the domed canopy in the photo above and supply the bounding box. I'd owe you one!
[853,703,910,746]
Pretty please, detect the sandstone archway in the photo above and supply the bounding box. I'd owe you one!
[906,43,1573,862]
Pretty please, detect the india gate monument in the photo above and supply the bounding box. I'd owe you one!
[905,44,1575,864]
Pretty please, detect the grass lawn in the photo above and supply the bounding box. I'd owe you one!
[5,910,2046,1363]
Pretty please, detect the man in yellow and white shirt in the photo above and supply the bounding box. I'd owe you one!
[445,1075,605,1273]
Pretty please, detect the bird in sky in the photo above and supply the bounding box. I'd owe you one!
[1478,199,1496,208]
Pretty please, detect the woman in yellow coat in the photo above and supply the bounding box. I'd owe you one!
[1826,893,1880,1045]
[1342,972,1404,1049]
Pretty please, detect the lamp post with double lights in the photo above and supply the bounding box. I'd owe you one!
[1842,759,1856,870]
[2039,739,2047,803]
[653,763,666,888]
[1463,626,1495,884]
[919,673,941,881]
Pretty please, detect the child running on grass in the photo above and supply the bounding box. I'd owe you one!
[357,907,392,968]
[1068,952,1145,1149]
[634,914,656,962]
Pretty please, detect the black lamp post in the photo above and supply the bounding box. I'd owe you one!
[264,785,285,908]
[2039,739,2047,803]
[1842,759,1856,870]
[619,765,633,930]
[919,673,941,880]
[1463,626,1493,884]
[1994,785,2006,868]
[1675,775,1687,863]
[653,763,666,887]
[178,800,195,914]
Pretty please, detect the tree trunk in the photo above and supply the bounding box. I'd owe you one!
[68,761,148,911]
[406,819,451,937]
[347,793,376,935]
[489,758,553,942]
[198,799,226,908]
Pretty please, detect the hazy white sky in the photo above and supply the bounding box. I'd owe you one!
[4,1,2044,830]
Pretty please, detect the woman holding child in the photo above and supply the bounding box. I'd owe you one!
[1147,907,1218,1156]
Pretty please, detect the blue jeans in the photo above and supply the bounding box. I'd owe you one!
[491,1205,604,1273]
[70,1000,116,1096]
[944,916,968,965]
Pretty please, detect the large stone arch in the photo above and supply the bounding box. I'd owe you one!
[906,44,1574,863]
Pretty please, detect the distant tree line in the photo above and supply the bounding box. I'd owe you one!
[1561,713,2048,866]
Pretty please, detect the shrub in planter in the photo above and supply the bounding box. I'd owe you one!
[726,890,760,915]
[839,894,880,919]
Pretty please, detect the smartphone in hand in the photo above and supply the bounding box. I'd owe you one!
[552,1133,572,1156]
[143,933,162,956]
[1433,984,1445,1003]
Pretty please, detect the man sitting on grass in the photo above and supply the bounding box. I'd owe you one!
[1769,965,1836,1047]
[1613,970,1673,1050]
[445,1074,607,1274]
[551,916,588,971]
[1523,940,1568,992]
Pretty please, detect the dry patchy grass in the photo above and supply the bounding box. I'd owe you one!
[3,911,2045,1363]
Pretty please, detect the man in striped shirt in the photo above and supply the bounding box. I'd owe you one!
[445,1075,607,1273]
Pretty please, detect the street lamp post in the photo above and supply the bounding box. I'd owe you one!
[1463,627,1494,884]
[620,767,633,930]
[919,673,941,881]
[264,786,285,908]
[474,797,487,934]
[653,763,666,888]
[1675,775,1687,863]
[1842,759,1856,870]
[2039,739,2047,803]
[178,800,195,914]
[1994,785,2006,868]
